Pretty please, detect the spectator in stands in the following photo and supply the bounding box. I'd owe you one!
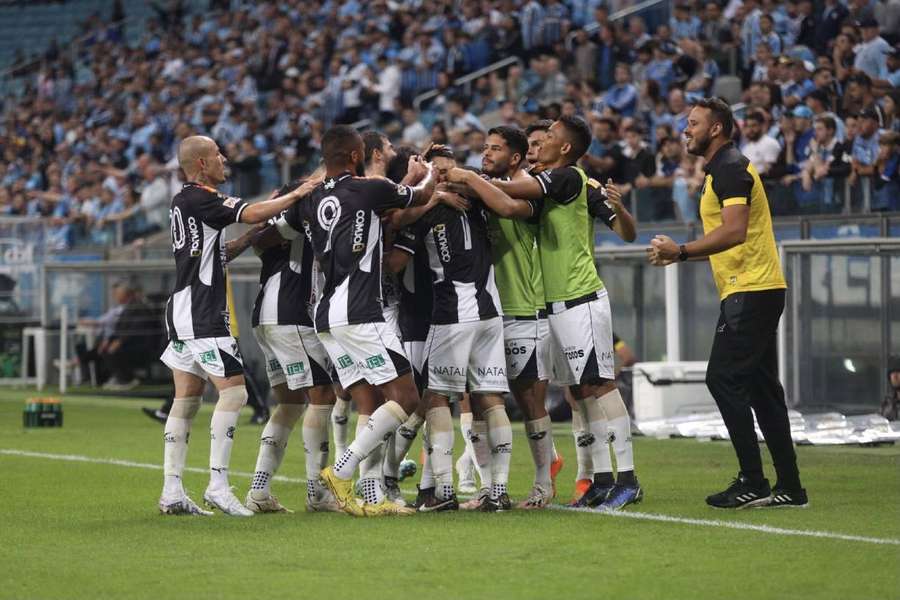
[833,31,859,82]
[620,124,656,196]
[818,0,851,54]
[645,41,676,96]
[741,109,783,175]
[751,42,776,82]
[842,73,885,125]
[850,107,882,185]
[594,24,622,91]
[855,18,892,80]
[874,130,900,210]
[401,107,430,148]
[882,89,900,133]
[599,63,638,118]
[445,95,485,133]
[806,88,847,141]
[796,115,851,210]
[670,3,701,41]
[644,135,684,221]
[783,58,816,108]
[582,116,623,182]
[772,105,816,185]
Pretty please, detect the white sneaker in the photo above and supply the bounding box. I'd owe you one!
[159,491,212,516]
[306,487,342,513]
[456,455,477,494]
[245,489,293,513]
[203,486,254,517]
[516,484,552,510]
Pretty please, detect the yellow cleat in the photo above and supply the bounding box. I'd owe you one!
[320,467,365,517]
[363,500,416,517]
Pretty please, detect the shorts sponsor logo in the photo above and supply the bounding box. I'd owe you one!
[431,365,464,376]
[477,366,506,378]
[337,355,354,369]
[433,223,451,263]
[365,354,386,369]
[199,350,217,364]
[286,361,305,375]
[600,351,613,362]
[173,341,185,353]
[351,210,366,252]
[564,346,585,360]
[505,345,527,356]
[268,359,281,372]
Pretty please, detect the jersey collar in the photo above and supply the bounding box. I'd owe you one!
[183,181,218,194]
[323,172,354,189]
[703,141,735,174]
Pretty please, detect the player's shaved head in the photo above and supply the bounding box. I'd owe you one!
[178,135,217,172]
[322,125,365,175]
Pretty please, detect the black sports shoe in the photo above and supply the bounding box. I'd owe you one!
[413,486,435,510]
[706,473,772,509]
[417,494,459,512]
[481,493,512,512]
[142,407,168,424]
[766,487,809,508]
[571,482,616,508]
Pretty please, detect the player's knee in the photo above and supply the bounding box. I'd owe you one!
[216,385,248,412]
[170,395,201,419]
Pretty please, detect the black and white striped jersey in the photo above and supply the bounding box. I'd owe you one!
[278,172,414,332]
[407,202,502,325]
[394,228,433,342]
[165,182,248,341]
[251,182,318,328]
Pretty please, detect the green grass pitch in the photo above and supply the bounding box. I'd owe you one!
[1,391,898,600]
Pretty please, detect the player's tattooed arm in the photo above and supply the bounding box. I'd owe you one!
[446,167,534,219]
[224,223,266,262]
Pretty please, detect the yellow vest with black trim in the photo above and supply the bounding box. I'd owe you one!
[699,142,786,300]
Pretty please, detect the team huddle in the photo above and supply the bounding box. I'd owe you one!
[157,114,642,517]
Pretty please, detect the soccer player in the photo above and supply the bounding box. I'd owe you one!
[447,116,643,511]
[397,154,512,512]
[158,135,312,517]
[469,125,556,509]
[648,98,806,508]
[242,175,342,514]
[276,125,435,517]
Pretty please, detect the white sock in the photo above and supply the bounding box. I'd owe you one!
[357,416,385,504]
[525,416,553,489]
[427,406,454,501]
[572,403,594,481]
[250,403,303,496]
[581,395,613,480]
[163,416,191,496]
[470,419,492,489]
[303,404,332,497]
[600,389,635,474]
[485,405,512,499]
[209,410,241,491]
[393,411,424,466]
[420,426,435,490]
[332,396,352,459]
[460,411,473,452]
[333,401,405,480]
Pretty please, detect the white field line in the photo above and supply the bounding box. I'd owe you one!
[3,448,899,547]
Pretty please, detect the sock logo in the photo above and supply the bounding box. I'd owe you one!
[576,433,596,447]
[333,415,348,425]
[226,426,235,439]
[607,431,616,443]
[164,432,176,443]
[398,426,417,440]
[492,442,512,454]
[261,435,277,447]
[319,441,329,452]
[528,431,547,440]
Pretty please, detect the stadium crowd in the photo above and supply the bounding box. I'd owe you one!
[1,0,899,249]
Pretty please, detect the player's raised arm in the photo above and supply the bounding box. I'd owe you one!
[407,160,436,206]
[492,174,545,201]
[446,167,536,219]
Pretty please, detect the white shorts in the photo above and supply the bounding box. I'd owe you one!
[160,336,243,380]
[502,317,549,382]
[424,317,510,394]
[383,304,401,339]
[253,324,333,390]
[317,322,410,388]
[546,290,615,386]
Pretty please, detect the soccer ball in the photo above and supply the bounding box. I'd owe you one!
[398,458,417,481]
